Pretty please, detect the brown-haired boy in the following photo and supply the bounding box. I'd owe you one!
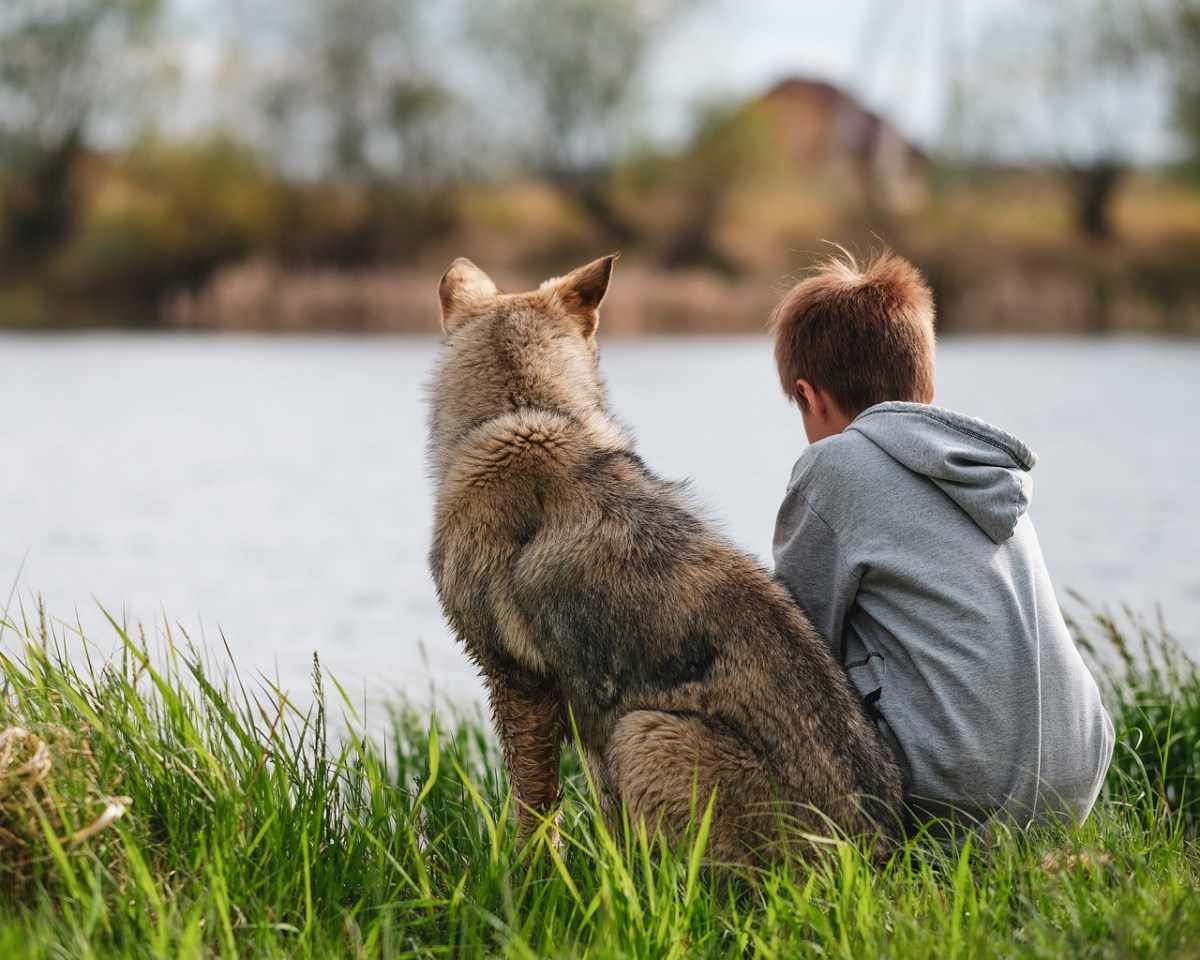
[770,251,1113,831]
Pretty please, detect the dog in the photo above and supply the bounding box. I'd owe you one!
[427,254,903,864]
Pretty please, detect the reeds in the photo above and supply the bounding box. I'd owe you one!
[1070,600,1200,833]
[162,260,779,336]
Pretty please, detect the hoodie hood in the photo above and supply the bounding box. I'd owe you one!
[847,402,1037,544]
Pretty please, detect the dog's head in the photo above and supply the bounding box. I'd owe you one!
[427,254,619,460]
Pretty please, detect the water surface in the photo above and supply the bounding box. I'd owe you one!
[3,334,1197,707]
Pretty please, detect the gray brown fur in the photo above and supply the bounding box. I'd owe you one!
[426,255,903,864]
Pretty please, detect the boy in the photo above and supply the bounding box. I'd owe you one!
[770,250,1114,832]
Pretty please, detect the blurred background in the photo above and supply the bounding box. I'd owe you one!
[3,0,1200,333]
[3,0,1199,704]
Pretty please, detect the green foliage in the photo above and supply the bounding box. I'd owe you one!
[1,606,1198,958]
[0,0,162,162]
[1169,2,1200,170]
[258,0,453,187]
[52,137,287,301]
[0,0,164,259]
[463,0,688,176]
[460,0,705,245]
[958,0,1175,240]
[620,101,780,272]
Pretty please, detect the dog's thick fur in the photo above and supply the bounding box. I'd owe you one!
[427,255,903,864]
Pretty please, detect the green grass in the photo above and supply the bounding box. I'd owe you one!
[1,603,1197,959]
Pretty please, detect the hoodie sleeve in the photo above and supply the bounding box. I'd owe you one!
[772,468,860,664]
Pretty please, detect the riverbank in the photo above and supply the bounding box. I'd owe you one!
[5,164,1200,337]
[1,608,1197,958]
[158,248,1200,338]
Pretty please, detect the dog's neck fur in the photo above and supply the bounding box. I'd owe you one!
[430,399,634,488]
[427,329,633,486]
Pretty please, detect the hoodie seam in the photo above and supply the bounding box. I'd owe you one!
[786,465,842,549]
[787,446,857,548]
[781,450,865,664]
[857,407,1033,471]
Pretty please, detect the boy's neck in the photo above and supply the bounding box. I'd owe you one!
[796,382,937,444]
[796,380,855,444]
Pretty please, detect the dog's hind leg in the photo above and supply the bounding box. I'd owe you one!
[603,711,778,866]
[486,664,568,844]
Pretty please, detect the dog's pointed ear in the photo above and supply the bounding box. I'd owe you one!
[439,258,499,333]
[547,253,618,337]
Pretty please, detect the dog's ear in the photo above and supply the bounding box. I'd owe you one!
[546,253,618,337]
[439,258,499,333]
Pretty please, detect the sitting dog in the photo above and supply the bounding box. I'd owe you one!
[427,255,902,864]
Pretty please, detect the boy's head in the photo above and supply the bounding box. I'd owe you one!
[769,250,936,443]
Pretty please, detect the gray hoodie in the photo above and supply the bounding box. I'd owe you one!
[773,401,1114,827]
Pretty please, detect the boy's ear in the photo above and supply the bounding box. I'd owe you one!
[795,379,819,414]
[543,253,618,337]
[439,258,499,333]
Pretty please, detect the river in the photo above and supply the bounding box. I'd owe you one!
[3,333,1198,708]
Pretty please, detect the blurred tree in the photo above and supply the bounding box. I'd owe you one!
[0,0,162,263]
[462,0,697,245]
[230,0,463,266]
[1168,1,1200,170]
[959,0,1172,241]
[259,0,453,189]
[55,137,288,312]
[643,103,772,274]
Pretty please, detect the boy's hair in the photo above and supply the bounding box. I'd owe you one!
[769,250,936,417]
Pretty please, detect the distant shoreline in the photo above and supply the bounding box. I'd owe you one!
[153,258,1200,338]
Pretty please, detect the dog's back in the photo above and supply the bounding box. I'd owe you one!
[429,256,902,862]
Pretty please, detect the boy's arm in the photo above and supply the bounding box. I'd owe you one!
[772,483,859,664]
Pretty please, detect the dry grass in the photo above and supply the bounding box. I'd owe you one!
[159,169,1200,337]
[163,252,1200,338]
[0,724,130,899]
[935,264,1200,336]
[164,261,440,333]
[163,259,782,336]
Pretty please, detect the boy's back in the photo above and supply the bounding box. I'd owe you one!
[774,401,1114,827]
[767,250,1113,831]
